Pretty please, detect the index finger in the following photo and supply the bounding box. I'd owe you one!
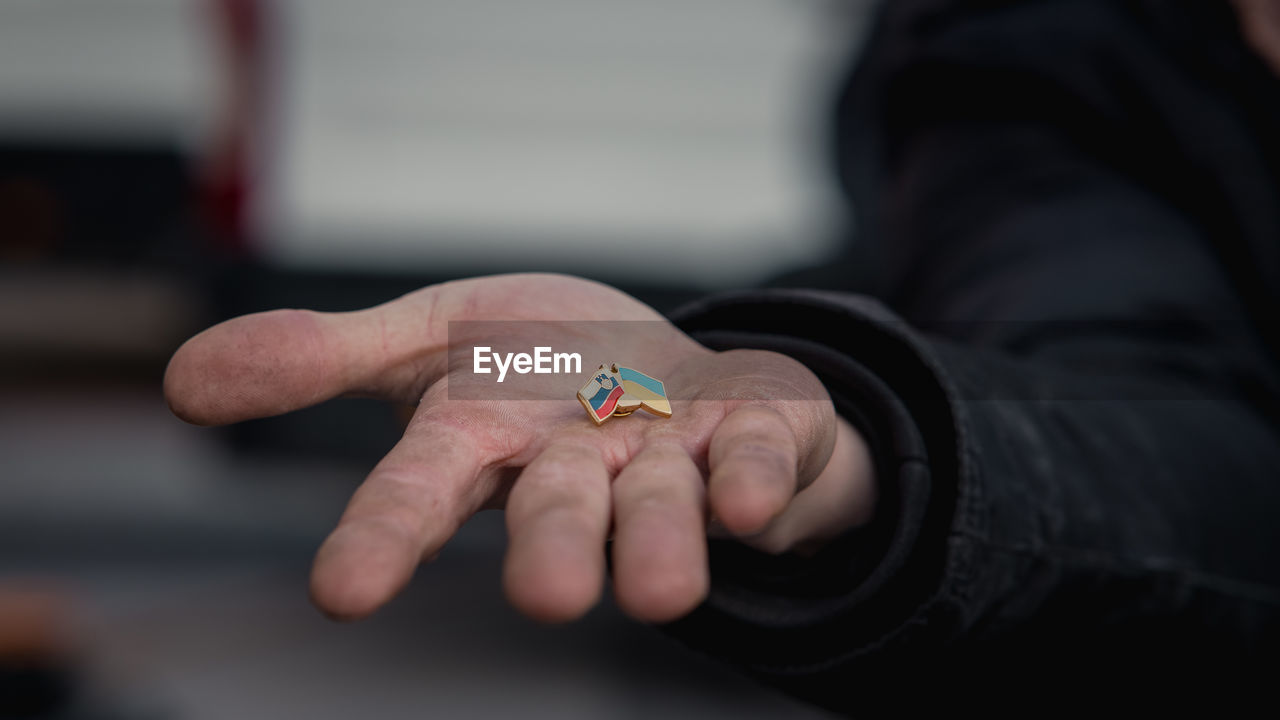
[163,286,446,426]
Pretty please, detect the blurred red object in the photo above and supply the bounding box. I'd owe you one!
[200,0,272,255]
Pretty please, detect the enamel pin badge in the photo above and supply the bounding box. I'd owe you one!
[577,363,672,425]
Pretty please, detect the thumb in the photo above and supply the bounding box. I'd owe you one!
[164,286,447,426]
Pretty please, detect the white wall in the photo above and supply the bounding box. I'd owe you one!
[0,0,216,145]
[0,0,869,286]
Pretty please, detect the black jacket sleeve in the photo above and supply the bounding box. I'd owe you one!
[663,0,1280,708]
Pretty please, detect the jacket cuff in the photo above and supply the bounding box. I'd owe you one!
[664,288,971,676]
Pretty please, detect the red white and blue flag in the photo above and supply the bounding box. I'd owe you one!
[577,363,671,425]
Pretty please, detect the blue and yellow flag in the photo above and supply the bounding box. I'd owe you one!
[577,363,671,425]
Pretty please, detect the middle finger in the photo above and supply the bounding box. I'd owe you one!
[611,441,709,623]
[503,441,612,623]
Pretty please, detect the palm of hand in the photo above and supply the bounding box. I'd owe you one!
[166,274,857,624]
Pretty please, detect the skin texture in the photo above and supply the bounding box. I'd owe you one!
[165,273,875,624]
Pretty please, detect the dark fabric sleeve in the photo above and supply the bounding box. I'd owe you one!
[661,0,1280,709]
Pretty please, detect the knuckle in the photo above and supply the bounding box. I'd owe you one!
[638,439,689,462]
[731,437,792,460]
[736,443,797,476]
[722,407,791,439]
[712,427,796,471]
[616,481,681,513]
[508,444,609,521]
[538,441,602,470]
[614,473,704,519]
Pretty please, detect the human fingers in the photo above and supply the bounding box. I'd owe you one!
[718,415,876,556]
[163,286,447,426]
[705,405,801,536]
[502,441,611,623]
[610,442,709,623]
[309,407,490,621]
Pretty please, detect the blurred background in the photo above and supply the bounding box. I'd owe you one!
[0,0,868,717]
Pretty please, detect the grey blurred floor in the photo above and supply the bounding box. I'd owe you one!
[0,388,834,719]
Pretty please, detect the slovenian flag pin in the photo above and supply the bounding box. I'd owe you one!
[577,363,672,425]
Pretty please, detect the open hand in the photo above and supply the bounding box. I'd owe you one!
[164,274,874,623]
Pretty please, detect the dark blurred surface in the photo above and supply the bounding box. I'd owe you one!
[0,142,193,266]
